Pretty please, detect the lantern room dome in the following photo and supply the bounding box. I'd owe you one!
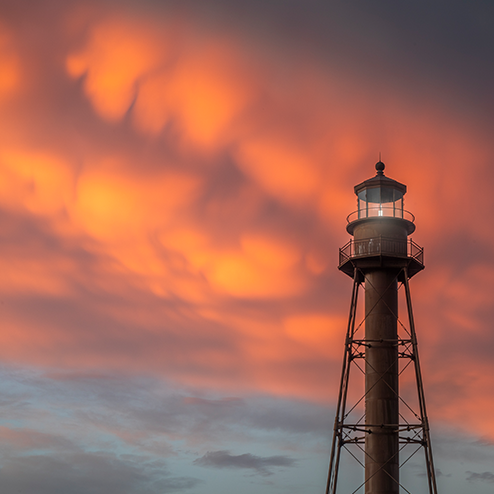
[354,161,407,199]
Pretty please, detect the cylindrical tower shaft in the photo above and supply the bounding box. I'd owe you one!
[364,269,399,494]
[350,167,409,494]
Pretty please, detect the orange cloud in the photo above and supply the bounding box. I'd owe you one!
[72,163,200,240]
[0,25,21,98]
[284,314,345,351]
[0,149,74,216]
[204,233,305,298]
[235,137,323,205]
[0,1,493,444]
[134,41,254,148]
[66,14,255,149]
[66,16,164,121]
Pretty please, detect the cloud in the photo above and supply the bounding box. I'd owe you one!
[194,450,296,476]
[0,452,200,494]
[417,467,449,478]
[0,0,493,448]
[0,3,493,493]
[0,427,76,453]
[466,471,494,484]
[0,366,333,451]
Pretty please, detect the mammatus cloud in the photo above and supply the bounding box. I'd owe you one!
[194,450,296,476]
[0,0,493,448]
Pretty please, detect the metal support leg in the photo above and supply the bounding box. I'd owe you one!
[402,270,438,494]
[326,269,360,494]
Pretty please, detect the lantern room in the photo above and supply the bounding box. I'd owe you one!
[356,161,406,219]
[346,161,415,235]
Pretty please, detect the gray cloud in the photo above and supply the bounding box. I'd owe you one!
[417,467,449,478]
[0,366,332,465]
[145,0,494,118]
[0,452,200,494]
[466,471,494,483]
[194,450,296,476]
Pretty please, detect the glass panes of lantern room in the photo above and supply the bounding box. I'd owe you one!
[357,187,404,219]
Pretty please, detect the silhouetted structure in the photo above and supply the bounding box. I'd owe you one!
[326,162,438,494]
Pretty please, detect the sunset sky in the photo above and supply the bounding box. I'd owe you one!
[0,0,493,492]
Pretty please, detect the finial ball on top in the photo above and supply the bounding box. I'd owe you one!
[375,161,385,172]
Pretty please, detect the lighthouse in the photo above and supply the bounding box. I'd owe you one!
[326,162,438,494]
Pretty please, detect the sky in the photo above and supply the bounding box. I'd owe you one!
[0,0,493,492]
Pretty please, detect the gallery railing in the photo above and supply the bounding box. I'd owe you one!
[339,237,424,268]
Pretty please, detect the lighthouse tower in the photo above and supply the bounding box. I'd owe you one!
[325,162,438,494]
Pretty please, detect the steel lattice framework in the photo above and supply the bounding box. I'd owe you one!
[325,265,438,494]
